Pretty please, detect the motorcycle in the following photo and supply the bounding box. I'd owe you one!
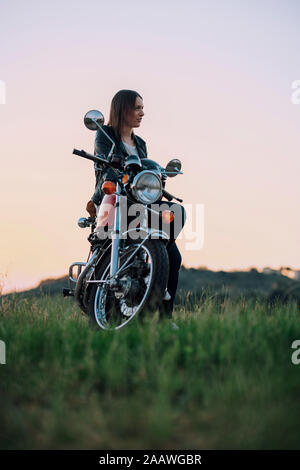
[63,110,184,330]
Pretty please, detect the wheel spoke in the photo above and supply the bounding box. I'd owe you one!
[93,244,154,329]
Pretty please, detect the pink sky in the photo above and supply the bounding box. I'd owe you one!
[1,0,300,294]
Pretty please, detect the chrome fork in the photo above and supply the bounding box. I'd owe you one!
[109,182,121,280]
[109,188,149,283]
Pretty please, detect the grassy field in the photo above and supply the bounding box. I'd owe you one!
[0,293,300,450]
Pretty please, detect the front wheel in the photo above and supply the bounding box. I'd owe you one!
[87,240,169,330]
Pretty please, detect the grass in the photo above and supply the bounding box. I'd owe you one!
[0,293,300,449]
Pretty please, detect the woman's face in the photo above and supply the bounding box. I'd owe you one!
[125,96,144,128]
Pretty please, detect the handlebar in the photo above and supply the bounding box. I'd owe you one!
[162,189,173,201]
[73,148,183,203]
[162,189,183,203]
[73,148,109,165]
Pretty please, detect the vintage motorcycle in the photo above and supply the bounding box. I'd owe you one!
[63,110,184,330]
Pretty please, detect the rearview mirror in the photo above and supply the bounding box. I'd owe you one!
[165,159,182,177]
[84,110,105,131]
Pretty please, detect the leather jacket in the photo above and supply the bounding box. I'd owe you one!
[91,125,148,205]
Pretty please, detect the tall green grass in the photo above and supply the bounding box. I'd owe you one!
[0,293,300,449]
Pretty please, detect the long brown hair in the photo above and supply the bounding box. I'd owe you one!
[108,89,142,141]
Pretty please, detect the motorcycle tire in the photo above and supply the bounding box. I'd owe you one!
[87,239,169,330]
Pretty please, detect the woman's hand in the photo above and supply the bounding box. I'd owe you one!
[86,200,96,217]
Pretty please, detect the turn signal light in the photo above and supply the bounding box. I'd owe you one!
[122,174,129,184]
[161,210,174,224]
[102,181,116,195]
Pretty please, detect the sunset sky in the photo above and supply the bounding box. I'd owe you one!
[1,0,300,294]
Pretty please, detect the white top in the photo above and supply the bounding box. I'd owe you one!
[122,141,139,157]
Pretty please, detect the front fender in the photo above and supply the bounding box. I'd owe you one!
[122,227,170,241]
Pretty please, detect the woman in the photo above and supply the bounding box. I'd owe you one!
[86,89,184,319]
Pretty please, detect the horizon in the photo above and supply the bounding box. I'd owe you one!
[1,263,298,296]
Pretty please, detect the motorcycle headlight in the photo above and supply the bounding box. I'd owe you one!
[131,170,162,204]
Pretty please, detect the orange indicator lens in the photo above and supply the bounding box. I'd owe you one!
[161,210,174,224]
[102,181,116,195]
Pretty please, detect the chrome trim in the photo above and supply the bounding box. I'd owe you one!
[69,262,86,285]
[86,280,109,284]
[73,248,100,309]
[70,248,99,287]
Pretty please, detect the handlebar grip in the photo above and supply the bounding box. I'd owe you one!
[73,148,94,159]
[162,189,183,203]
[72,148,98,162]
[162,189,174,201]
[73,149,111,167]
[73,148,84,156]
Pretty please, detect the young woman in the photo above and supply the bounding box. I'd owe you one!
[86,89,184,319]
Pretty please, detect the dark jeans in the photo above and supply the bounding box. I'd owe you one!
[162,241,182,318]
[157,202,186,319]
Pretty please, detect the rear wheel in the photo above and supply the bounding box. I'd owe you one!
[87,240,169,330]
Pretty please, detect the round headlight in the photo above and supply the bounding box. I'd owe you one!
[131,171,162,204]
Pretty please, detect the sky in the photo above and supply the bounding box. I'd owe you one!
[1,0,300,294]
